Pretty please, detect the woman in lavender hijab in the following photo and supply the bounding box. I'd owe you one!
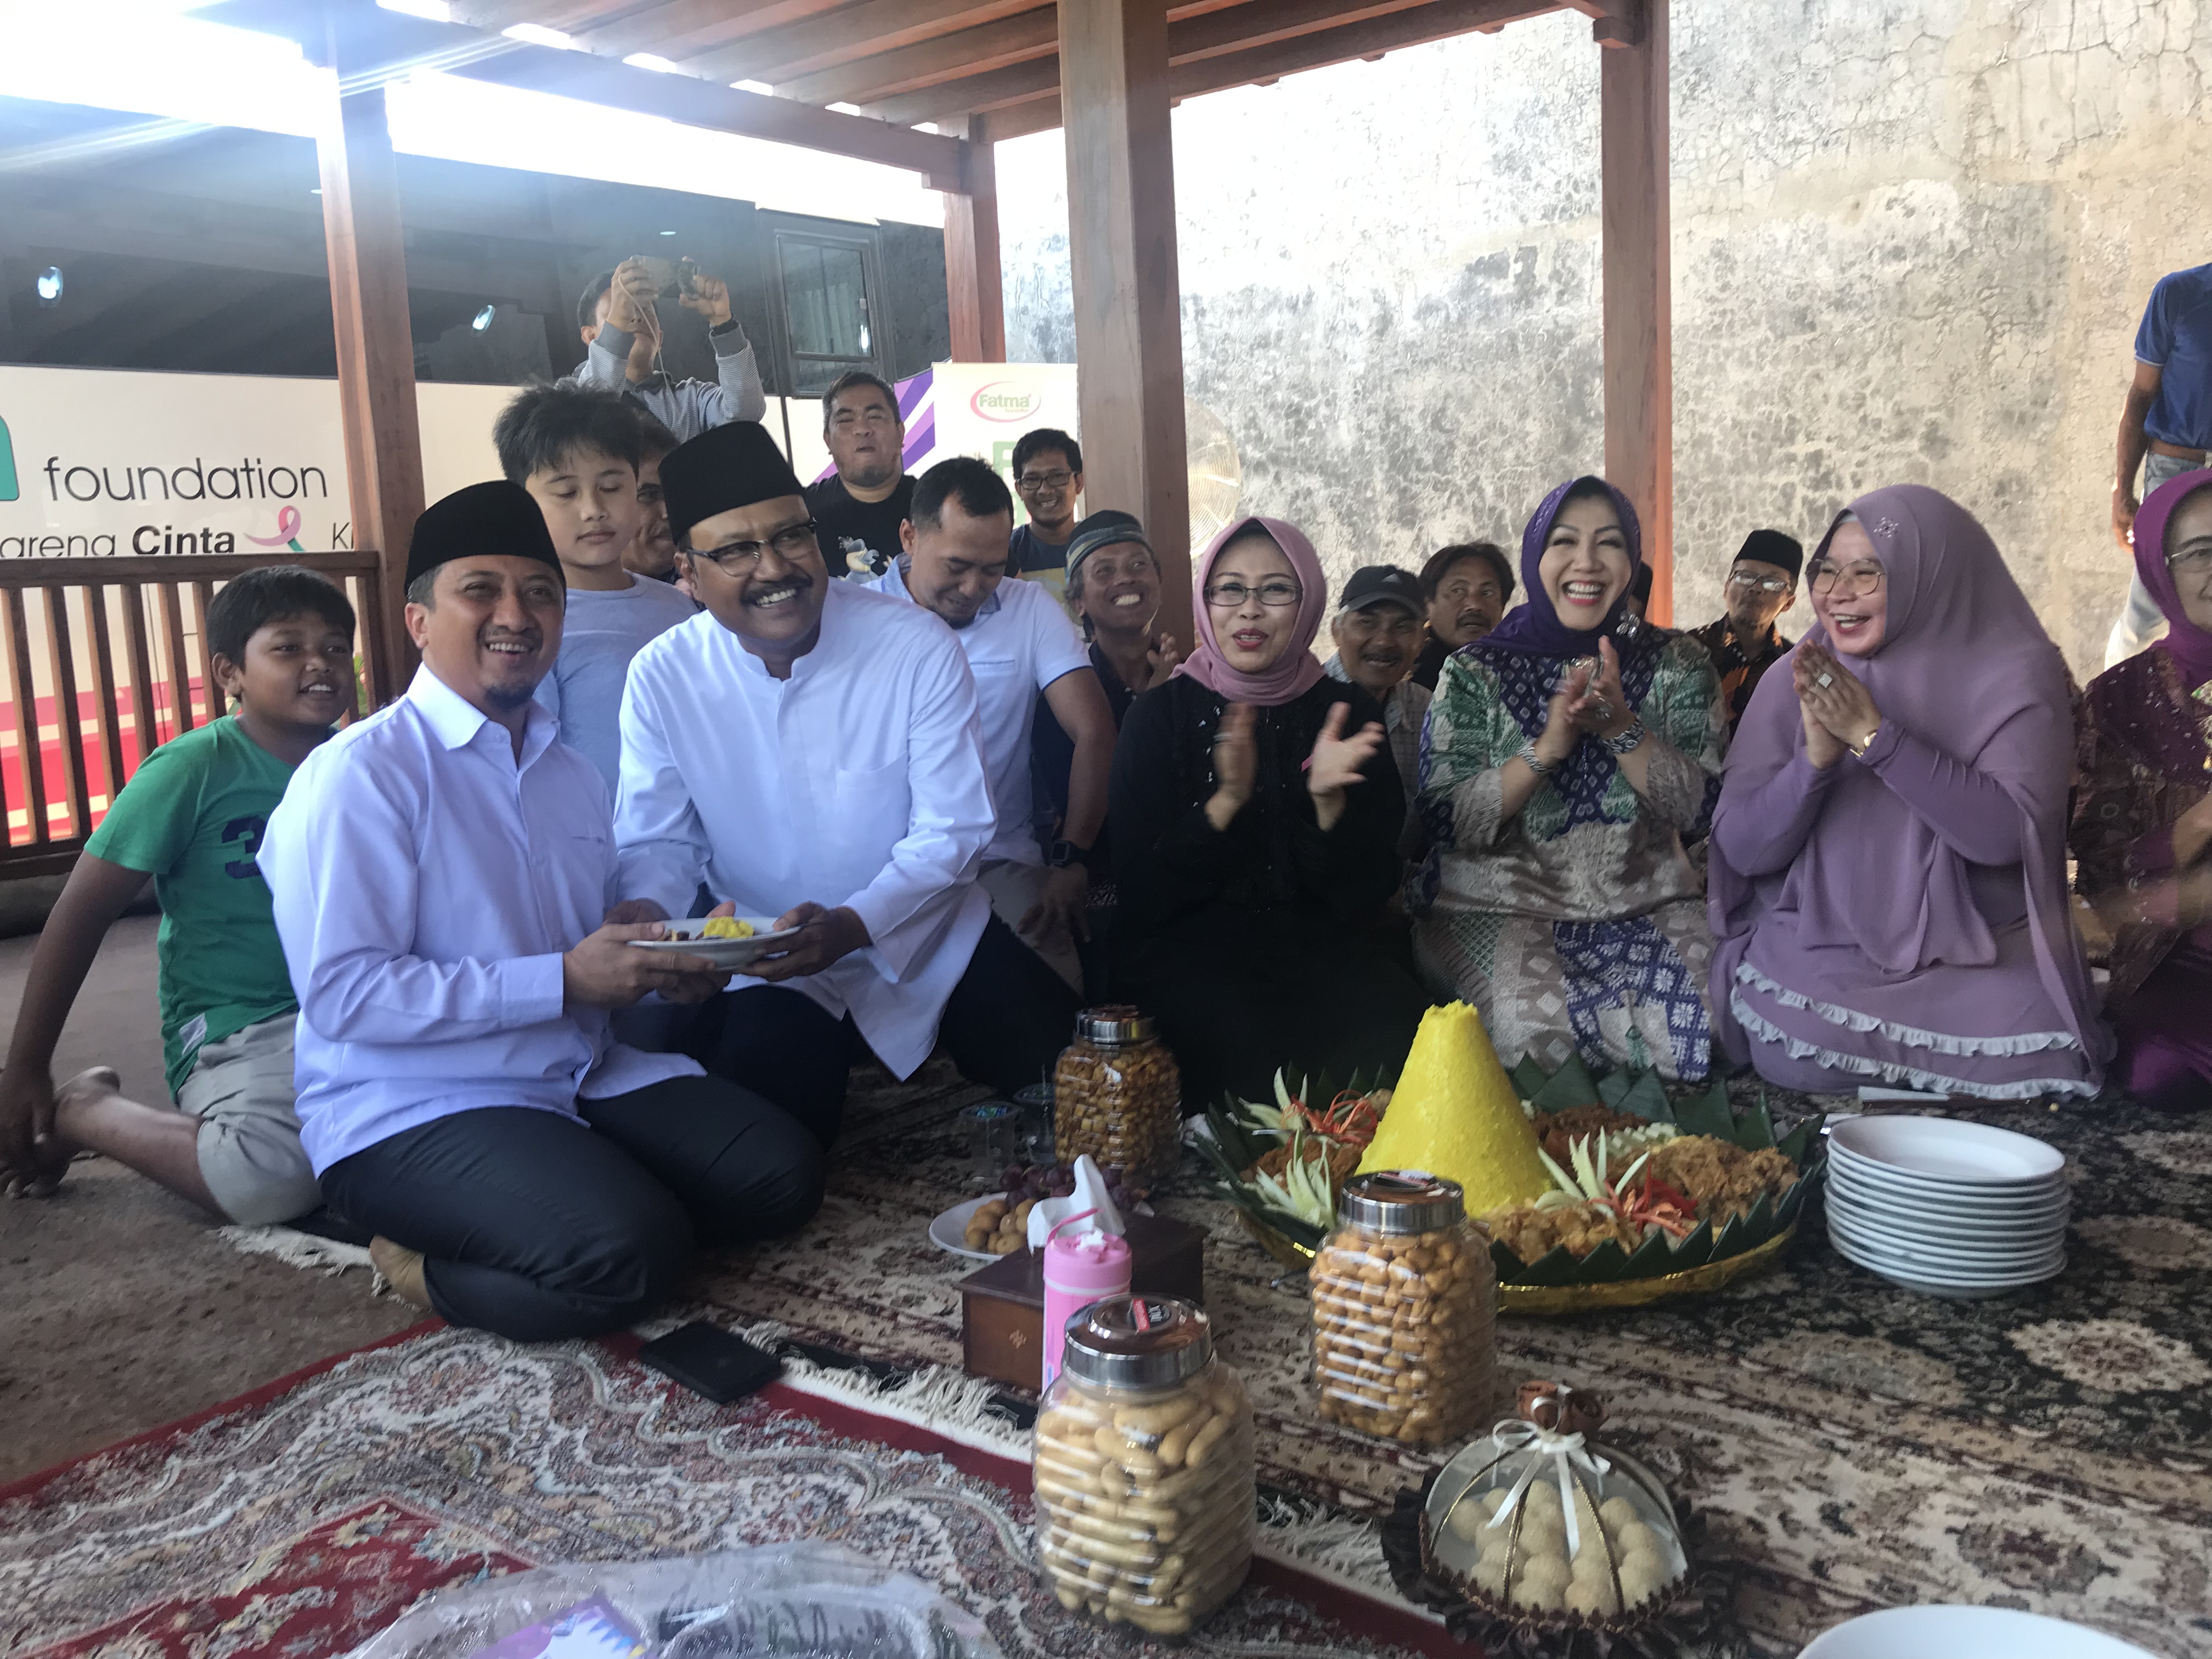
[1709,486,2108,1099]
[2073,467,2212,1109]
[1410,477,1728,1080]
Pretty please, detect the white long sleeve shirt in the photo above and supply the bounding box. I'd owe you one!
[614,581,995,1076]
[259,666,699,1175]
[564,323,768,435]
[867,563,1091,865]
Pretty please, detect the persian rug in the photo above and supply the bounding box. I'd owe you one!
[1,1322,1451,1659]
[681,1066,2212,1657]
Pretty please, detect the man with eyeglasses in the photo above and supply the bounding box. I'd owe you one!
[806,371,915,582]
[1006,428,1084,605]
[1686,528,1803,732]
[611,421,1076,1143]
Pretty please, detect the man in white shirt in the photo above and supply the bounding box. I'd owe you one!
[259,481,824,1342]
[870,456,1114,991]
[614,422,1080,1140]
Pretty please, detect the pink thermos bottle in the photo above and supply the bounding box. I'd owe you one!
[1041,1210,1132,1390]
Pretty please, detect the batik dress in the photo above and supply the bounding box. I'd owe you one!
[1409,634,1727,1079]
[2072,644,2212,1106]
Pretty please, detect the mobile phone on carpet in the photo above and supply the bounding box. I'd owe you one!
[637,1321,782,1403]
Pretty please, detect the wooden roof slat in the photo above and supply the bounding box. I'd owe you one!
[866,0,1564,125]
[566,0,836,60]
[775,8,1059,105]
[690,0,1042,86]
[199,0,968,187]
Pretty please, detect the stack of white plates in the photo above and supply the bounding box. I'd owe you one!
[1801,1605,2162,1657]
[1824,1116,2069,1299]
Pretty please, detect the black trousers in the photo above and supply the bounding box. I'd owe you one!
[1124,941,1432,1111]
[320,1075,825,1342]
[682,912,1081,1137]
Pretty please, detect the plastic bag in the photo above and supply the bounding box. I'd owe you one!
[340,1542,1002,1659]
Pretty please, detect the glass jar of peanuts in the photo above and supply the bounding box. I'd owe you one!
[1033,1295,1254,1635]
[1052,1007,1182,1184]
[1311,1170,1498,1445]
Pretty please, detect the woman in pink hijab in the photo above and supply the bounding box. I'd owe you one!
[1108,516,1431,1106]
[2073,467,2212,1109]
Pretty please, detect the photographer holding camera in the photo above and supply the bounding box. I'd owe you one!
[569,256,766,442]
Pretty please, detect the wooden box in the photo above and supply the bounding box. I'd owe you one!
[958,1214,1207,1392]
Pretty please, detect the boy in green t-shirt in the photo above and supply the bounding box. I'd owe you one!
[0,566,357,1223]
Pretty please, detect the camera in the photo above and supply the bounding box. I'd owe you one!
[634,255,699,300]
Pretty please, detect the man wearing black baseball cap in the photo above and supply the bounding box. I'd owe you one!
[1323,565,1432,848]
[1686,527,1804,731]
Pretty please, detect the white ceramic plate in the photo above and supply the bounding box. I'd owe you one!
[1828,1216,2064,1272]
[1826,1165,2069,1222]
[930,1194,1014,1261]
[1826,1208,2065,1269]
[1830,1141,2067,1197]
[928,1192,1154,1260]
[1825,1194,2069,1249]
[1830,1115,2066,1185]
[1829,1227,2064,1295]
[627,917,801,970]
[1829,1149,2069,1212]
[1800,1604,2162,1658]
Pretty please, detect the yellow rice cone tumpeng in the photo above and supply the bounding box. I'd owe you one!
[1356,1002,1551,1214]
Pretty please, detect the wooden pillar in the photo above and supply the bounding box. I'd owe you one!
[1059,0,1192,647]
[943,117,1006,362]
[1599,0,1672,623]
[316,27,423,694]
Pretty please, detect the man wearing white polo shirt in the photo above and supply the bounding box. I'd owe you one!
[871,456,1115,992]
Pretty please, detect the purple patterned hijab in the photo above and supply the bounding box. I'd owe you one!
[2132,467,2212,690]
[1478,476,1644,658]
[1709,484,2106,1063]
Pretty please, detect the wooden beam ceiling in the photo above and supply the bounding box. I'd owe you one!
[199,0,969,188]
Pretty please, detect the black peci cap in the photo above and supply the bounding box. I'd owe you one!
[1735,528,1805,580]
[659,420,807,548]
[405,481,563,590]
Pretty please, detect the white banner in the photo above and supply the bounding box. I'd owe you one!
[0,365,514,558]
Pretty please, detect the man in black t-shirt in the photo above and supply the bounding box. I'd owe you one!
[805,371,915,580]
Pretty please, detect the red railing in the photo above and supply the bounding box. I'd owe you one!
[0,551,390,879]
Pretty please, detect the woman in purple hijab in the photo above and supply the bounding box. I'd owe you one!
[1109,516,1431,1106]
[1709,486,2108,1099]
[1410,478,1729,1080]
[2072,467,2212,1108]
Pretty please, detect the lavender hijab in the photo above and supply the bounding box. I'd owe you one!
[2131,466,2212,690]
[1171,515,1328,706]
[1478,476,1644,658]
[1708,485,2107,1065]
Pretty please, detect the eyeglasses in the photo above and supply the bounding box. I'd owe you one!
[1807,560,1886,598]
[1204,579,1303,608]
[691,520,819,572]
[1726,571,1793,594]
[2167,544,2212,576]
[1015,470,1074,490]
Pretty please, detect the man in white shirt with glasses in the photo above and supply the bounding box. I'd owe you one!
[613,422,1080,1143]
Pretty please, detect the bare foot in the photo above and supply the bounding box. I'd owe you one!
[369,1235,432,1311]
[4,1065,113,1197]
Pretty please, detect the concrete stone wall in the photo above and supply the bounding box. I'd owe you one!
[995,0,2212,678]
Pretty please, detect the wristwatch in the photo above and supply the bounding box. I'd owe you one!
[1047,840,1093,871]
[1847,723,1881,759]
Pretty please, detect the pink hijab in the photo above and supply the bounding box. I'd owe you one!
[1708,485,2107,1067]
[1172,515,1328,706]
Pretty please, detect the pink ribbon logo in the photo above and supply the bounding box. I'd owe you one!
[249,505,307,553]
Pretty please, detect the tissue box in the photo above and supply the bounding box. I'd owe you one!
[957,1214,1207,1392]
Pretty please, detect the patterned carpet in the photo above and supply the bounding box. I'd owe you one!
[691,1065,2212,1657]
[2,1324,1448,1659]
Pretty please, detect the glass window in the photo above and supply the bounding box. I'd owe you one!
[775,231,879,396]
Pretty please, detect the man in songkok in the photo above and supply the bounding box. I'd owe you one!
[1685,527,1804,731]
[612,422,1080,1143]
[258,479,825,1342]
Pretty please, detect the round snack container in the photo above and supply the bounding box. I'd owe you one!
[1311,1171,1498,1445]
[1032,1295,1255,1635]
[1053,1007,1182,1184]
